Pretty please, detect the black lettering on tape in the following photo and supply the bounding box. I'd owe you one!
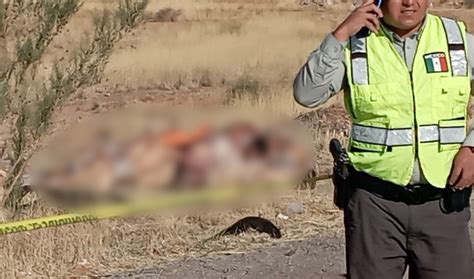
[31,223,42,230]
[0,211,104,236]
[0,224,28,235]
[88,215,98,224]
[87,215,94,224]
[82,215,93,223]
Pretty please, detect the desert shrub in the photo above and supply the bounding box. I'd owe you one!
[228,74,265,101]
[0,0,149,212]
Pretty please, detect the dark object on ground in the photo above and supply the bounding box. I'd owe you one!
[219,216,282,239]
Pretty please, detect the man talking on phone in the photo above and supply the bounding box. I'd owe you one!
[294,0,474,278]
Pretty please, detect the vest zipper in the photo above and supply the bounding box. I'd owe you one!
[409,71,418,159]
[404,38,418,167]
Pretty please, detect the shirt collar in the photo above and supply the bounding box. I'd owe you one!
[380,15,428,42]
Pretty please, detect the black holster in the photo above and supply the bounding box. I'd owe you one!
[329,139,353,210]
[441,186,472,213]
[328,139,472,211]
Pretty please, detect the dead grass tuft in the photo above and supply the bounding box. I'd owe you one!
[0,183,342,277]
[146,8,185,23]
[227,74,266,102]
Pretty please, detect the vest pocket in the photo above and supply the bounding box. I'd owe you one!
[348,121,390,153]
[438,118,466,151]
[349,138,386,153]
[432,77,471,119]
[352,83,406,119]
[439,143,462,152]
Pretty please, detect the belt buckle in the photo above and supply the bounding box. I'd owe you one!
[403,185,422,204]
[405,184,422,192]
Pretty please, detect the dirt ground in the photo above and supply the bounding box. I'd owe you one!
[105,190,474,279]
[113,234,346,279]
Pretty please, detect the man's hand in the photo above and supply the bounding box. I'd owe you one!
[333,0,383,42]
[448,147,474,190]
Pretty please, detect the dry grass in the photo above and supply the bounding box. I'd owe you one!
[0,183,342,277]
[103,12,339,90]
[0,0,473,277]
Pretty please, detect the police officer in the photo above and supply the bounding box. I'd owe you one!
[293,0,474,278]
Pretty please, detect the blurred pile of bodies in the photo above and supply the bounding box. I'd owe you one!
[29,106,314,206]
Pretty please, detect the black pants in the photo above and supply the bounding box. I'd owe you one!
[344,187,473,279]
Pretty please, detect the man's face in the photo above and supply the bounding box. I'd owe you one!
[381,0,430,30]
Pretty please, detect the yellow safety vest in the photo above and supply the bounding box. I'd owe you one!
[344,14,471,188]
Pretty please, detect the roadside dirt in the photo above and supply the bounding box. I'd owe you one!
[111,234,346,279]
[105,194,474,279]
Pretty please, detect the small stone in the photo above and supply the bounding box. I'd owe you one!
[286,202,305,215]
[277,213,289,220]
[284,249,297,257]
[140,95,155,102]
[90,103,100,111]
[157,83,173,91]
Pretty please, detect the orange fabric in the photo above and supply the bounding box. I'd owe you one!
[159,124,211,147]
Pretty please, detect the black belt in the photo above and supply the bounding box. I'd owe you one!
[350,168,444,205]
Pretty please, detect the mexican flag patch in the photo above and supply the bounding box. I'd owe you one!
[424,52,449,73]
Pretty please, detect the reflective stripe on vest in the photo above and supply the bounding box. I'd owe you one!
[351,124,466,146]
[351,125,412,146]
[350,36,368,85]
[440,17,468,76]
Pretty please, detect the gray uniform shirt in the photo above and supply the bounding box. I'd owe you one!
[293,20,474,185]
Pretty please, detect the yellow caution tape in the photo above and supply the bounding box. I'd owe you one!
[0,180,306,236]
[0,173,333,236]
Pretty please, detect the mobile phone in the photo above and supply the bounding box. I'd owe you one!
[355,0,383,39]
